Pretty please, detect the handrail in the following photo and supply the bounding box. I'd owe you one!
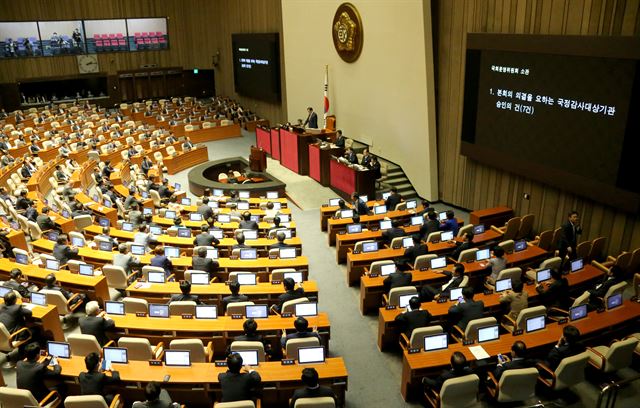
[596,372,640,408]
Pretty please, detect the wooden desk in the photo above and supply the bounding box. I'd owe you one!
[57,356,347,408]
[164,146,208,174]
[0,301,64,342]
[469,206,514,228]
[377,265,605,350]
[401,301,640,400]
[348,244,547,287]
[279,128,318,175]
[75,193,119,226]
[185,123,242,143]
[309,143,343,186]
[329,158,375,200]
[27,191,76,234]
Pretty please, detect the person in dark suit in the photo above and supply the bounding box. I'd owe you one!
[197,198,214,220]
[193,225,220,247]
[218,352,262,402]
[169,280,202,304]
[558,211,582,260]
[36,207,59,232]
[80,301,115,346]
[53,235,79,265]
[222,282,249,312]
[289,368,337,408]
[0,291,32,334]
[232,232,249,250]
[546,325,586,370]
[267,232,287,250]
[16,343,62,401]
[20,161,33,179]
[360,148,373,167]
[303,107,318,129]
[447,286,484,331]
[350,192,370,216]
[588,265,624,308]
[440,210,459,236]
[3,268,33,298]
[369,155,381,180]
[344,147,358,165]
[383,265,413,293]
[132,381,179,408]
[334,130,345,147]
[234,319,265,343]
[493,340,533,380]
[281,316,321,347]
[141,156,153,176]
[421,263,465,302]
[535,269,570,310]
[402,234,429,266]
[192,247,219,274]
[423,351,474,392]
[274,278,306,313]
[79,352,120,404]
[395,296,432,337]
[382,220,405,246]
[239,212,259,230]
[420,211,440,240]
[113,244,140,275]
[44,273,84,311]
[16,190,34,211]
[102,160,115,178]
[451,232,474,261]
[158,179,174,202]
[384,187,402,212]
[150,246,173,277]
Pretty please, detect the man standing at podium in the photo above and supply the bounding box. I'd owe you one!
[303,107,318,129]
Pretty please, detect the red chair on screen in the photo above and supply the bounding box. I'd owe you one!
[95,39,103,49]
[158,37,166,44]
[118,39,126,47]
[141,32,148,37]
[101,34,108,39]
[151,38,159,45]
[144,38,151,45]
[116,33,124,38]
[110,39,119,47]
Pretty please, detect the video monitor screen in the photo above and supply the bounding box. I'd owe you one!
[461,34,640,212]
[232,33,281,102]
[84,19,128,53]
[38,20,85,55]
[126,18,168,51]
[0,22,41,58]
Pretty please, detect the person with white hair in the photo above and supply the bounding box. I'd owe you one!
[79,301,115,346]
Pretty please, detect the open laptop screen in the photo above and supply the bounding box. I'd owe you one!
[441,231,454,241]
[45,259,60,271]
[237,273,257,285]
[373,205,387,215]
[514,239,527,252]
[525,315,546,333]
[131,245,145,255]
[475,248,490,261]
[47,341,70,358]
[536,269,551,283]
[267,191,279,199]
[340,209,354,219]
[379,220,391,230]
[430,257,447,269]
[398,294,414,308]
[30,292,47,306]
[294,302,318,317]
[571,258,584,272]
[235,350,258,366]
[346,223,362,234]
[298,346,325,364]
[195,305,218,319]
[406,199,417,209]
[569,304,588,321]
[362,242,379,253]
[190,213,203,221]
[105,301,125,315]
[478,325,500,343]
[473,225,485,234]
[164,246,180,258]
[424,333,448,352]
[245,304,268,318]
[411,216,423,226]
[104,347,128,364]
[164,350,191,367]
[78,264,94,276]
[239,248,257,260]
[607,293,623,310]
[495,278,512,292]
[283,271,303,283]
[190,273,209,285]
[380,264,396,276]
[279,247,296,259]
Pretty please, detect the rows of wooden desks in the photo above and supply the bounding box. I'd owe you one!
[57,356,347,407]
[377,264,605,351]
[401,300,640,400]
[358,244,548,310]
[0,300,63,342]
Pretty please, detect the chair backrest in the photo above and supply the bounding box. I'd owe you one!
[123,297,148,314]
[390,236,406,249]
[602,337,639,373]
[68,333,101,356]
[270,268,296,281]
[0,323,15,352]
[514,305,546,331]
[142,265,166,281]
[539,256,562,271]
[575,241,592,260]
[293,397,336,408]
[73,214,93,230]
[410,255,435,271]
[553,351,590,390]
[286,337,320,359]
[409,325,443,349]
[570,291,591,308]
[516,214,534,240]
[370,260,395,274]
[551,227,562,250]
[170,339,207,362]
[150,189,162,206]
[118,337,153,360]
[439,374,479,408]
[64,395,109,407]
[102,265,129,290]
[502,217,521,241]
[536,230,554,251]
[354,240,376,252]
[169,301,197,316]
[282,297,310,314]
[426,231,442,243]
[457,224,474,238]
[226,301,254,315]
[496,367,539,402]
[41,289,71,314]
[627,248,640,273]
[495,267,522,284]
[604,281,627,301]
[0,387,39,407]
[394,202,407,212]
[459,275,469,288]
[465,317,497,342]
[230,341,266,362]
[498,240,515,253]
[457,248,478,263]
[588,237,607,263]
[388,286,417,306]
[228,272,257,284]
[27,220,43,240]
[214,401,256,408]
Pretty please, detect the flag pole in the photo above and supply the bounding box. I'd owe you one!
[323,64,329,129]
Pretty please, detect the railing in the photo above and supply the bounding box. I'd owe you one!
[596,373,640,408]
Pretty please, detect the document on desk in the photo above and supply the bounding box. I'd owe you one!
[134,282,152,289]
[468,345,490,360]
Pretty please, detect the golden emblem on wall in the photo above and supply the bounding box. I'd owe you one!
[332,3,363,63]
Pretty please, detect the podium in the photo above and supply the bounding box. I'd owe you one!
[329,159,375,199]
[249,146,267,172]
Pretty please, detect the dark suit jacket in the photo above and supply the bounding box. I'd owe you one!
[403,244,428,265]
[304,112,318,128]
[448,300,484,331]
[290,386,337,408]
[197,204,213,220]
[80,315,115,346]
[334,135,345,147]
[451,241,473,261]
[192,256,219,274]
[281,330,321,348]
[150,255,172,275]
[536,278,570,309]
[269,242,288,249]
[395,309,432,336]
[3,280,30,298]
[361,155,373,167]
[423,367,474,392]
[218,371,262,402]
[420,219,440,238]
[275,288,305,312]
[494,357,533,379]
[346,152,358,164]
[193,233,220,247]
[353,199,369,215]
[239,220,259,230]
[79,370,120,397]
[169,293,201,304]
[589,276,619,299]
[222,294,249,311]
[0,303,32,333]
[383,272,413,293]
[382,227,405,245]
[437,276,464,298]
[36,214,56,230]
[559,221,582,250]
[385,193,402,212]
[546,342,586,370]
[53,243,79,265]
[16,360,61,401]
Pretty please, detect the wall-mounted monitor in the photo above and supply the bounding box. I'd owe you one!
[84,19,128,53]
[126,18,168,51]
[0,21,41,58]
[231,33,281,102]
[38,20,86,55]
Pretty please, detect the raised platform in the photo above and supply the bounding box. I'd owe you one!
[187,157,286,197]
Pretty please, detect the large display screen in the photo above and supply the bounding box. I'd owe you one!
[0,21,40,58]
[38,20,85,55]
[461,34,640,212]
[232,33,281,102]
[84,19,128,52]
[126,18,168,51]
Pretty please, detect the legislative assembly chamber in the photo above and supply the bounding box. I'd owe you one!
[0,1,638,408]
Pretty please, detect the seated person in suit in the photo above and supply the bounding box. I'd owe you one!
[132,381,179,408]
[233,232,249,250]
[423,351,474,392]
[447,286,484,331]
[420,211,440,240]
[334,130,346,147]
[499,280,528,322]
[150,246,173,277]
[113,243,140,275]
[493,340,533,380]
[383,261,413,293]
[281,316,321,347]
[394,296,432,337]
[289,368,337,408]
[439,210,459,236]
[96,226,118,248]
[264,202,279,219]
[344,147,358,165]
[350,192,370,215]
[333,199,348,218]
[588,265,624,308]
[169,280,202,304]
[79,352,120,405]
[36,207,60,232]
[451,232,474,261]
[44,273,84,320]
[16,342,62,401]
[420,263,466,302]
[384,187,402,211]
[218,352,262,402]
[192,247,219,274]
[222,282,249,312]
[360,148,373,167]
[239,211,259,230]
[80,301,115,346]
[382,220,405,246]
[0,291,32,335]
[535,269,570,310]
[546,325,585,370]
[269,232,288,249]
[402,234,428,266]
[274,278,305,313]
[485,246,507,285]
[53,234,80,265]
[193,224,220,247]
[235,319,264,342]
[2,268,33,298]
